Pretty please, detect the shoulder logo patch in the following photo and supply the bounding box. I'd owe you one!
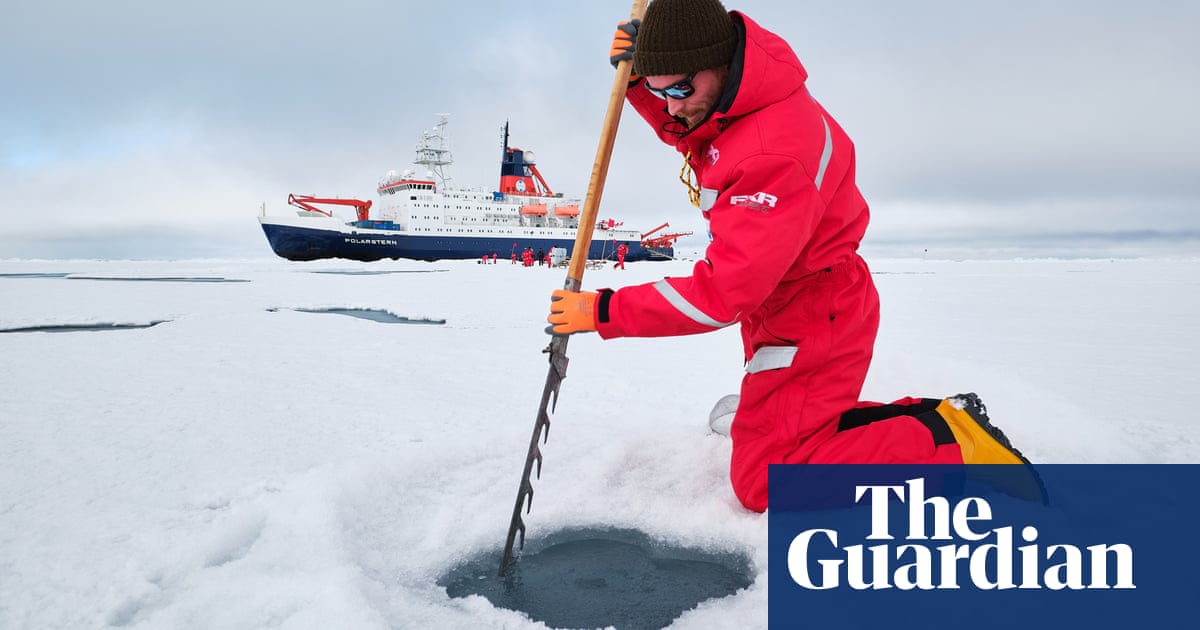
[730,191,778,212]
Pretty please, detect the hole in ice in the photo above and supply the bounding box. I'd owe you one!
[0,321,168,333]
[439,527,753,630]
[308,269,449,275]
[65,275,249,283]
[282,307,445,325]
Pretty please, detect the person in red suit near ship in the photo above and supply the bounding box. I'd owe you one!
[616,243,628,270]
[547,0,1031,512]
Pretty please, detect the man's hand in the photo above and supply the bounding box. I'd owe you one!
[610,19,641,84]
[547,289,598,335]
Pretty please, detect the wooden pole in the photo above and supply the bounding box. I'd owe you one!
[499,0,649,575]
[563,0,648,289]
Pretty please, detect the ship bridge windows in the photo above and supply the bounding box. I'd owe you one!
[384,182,436,194]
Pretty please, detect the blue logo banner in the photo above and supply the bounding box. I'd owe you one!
[768,464,1199,629]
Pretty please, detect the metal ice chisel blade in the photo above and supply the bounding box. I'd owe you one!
[499,338,570,575]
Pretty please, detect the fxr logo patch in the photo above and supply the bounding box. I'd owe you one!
[731,191,778,212]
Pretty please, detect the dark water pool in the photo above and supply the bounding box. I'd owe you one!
[440,527,753,630]
[67,276,249,282]
[0,321,168,333]
[287,307,445,325]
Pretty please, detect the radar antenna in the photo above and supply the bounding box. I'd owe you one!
[414,113,453,188]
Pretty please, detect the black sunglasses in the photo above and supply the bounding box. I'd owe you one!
[645,71,697,100]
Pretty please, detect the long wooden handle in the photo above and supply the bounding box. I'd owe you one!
[564,0,648,287]
[499,4,653,576]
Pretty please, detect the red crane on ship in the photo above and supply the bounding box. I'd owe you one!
[287,194,373,222]
[640,222,693,249]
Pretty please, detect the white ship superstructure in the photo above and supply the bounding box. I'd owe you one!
[258,115,689,262]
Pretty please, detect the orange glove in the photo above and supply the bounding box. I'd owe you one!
[547,289,597,335]
[609,19,641,84]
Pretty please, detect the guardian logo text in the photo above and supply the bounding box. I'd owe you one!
[769,465,1197,628]
[787,477,1135,591]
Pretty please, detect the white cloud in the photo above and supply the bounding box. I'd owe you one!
[2,0,1198,258]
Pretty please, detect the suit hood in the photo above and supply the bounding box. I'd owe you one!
[719,12,809,119]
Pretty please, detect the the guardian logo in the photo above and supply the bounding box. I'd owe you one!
[771,465,1193,628]
[787,477,1135,591]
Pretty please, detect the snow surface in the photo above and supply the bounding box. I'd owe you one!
[2,254,1199,629]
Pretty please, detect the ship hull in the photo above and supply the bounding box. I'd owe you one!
[259,217,672,263]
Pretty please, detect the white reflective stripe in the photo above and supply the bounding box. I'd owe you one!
[746,346,799,374]
[814,115,833,191]
[699,187,719,211]
[653,279,738,329]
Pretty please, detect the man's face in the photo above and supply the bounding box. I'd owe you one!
[643,67,726,128]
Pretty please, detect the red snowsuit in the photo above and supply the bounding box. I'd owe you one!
[594,12,961,512]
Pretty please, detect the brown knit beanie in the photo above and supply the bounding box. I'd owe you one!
[633,0,737,76]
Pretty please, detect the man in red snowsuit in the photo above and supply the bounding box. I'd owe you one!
[548,0,1026,512]
[616,243,628,269]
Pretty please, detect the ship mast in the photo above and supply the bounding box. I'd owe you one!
[414,114,453,188]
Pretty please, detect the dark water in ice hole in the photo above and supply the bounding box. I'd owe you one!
[0,321,168,333]
[440,527,754,630]
[288,307,446,325]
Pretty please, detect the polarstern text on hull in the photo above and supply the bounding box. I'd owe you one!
[258,115,691,263]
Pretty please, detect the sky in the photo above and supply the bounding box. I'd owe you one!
[2,256,1198,628]
[3,0,1199,259]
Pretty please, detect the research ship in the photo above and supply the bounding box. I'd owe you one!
[258,116,687,263]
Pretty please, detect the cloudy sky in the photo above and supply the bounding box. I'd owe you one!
[3,0,1198,259]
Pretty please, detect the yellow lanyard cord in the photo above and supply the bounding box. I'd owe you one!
[679,151,701,208]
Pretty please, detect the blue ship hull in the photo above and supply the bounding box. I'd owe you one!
[260,221,673,263]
